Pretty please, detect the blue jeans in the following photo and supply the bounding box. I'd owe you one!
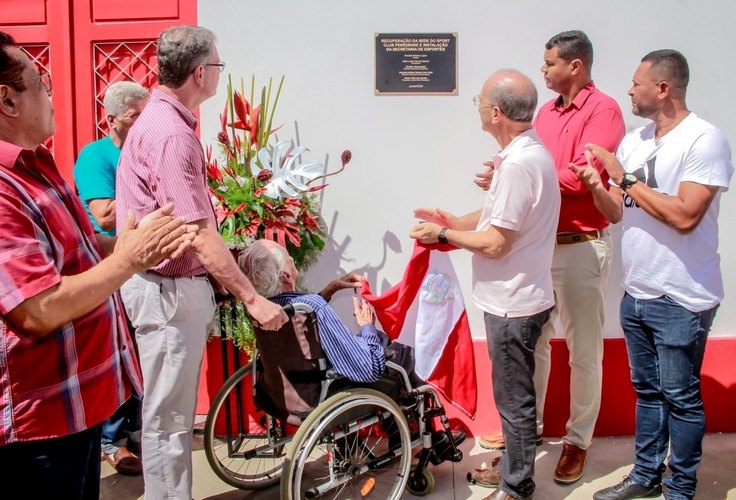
[0,424,101,499]
[621,293,718,500]
[101,395,142,455]
[484,308,551,499]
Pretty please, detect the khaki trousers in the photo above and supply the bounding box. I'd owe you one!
[121,273,216,500]
[534,233,612,449]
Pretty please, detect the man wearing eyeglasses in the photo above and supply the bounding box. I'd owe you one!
[474,30,625,487]
[412,69,560,500]
[115,25,287,499]
[0,31,194,498]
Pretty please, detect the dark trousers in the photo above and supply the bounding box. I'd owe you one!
[485,308,551,499]
[0,424,102,499]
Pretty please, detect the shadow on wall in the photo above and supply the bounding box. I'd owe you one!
[302,210,403,321]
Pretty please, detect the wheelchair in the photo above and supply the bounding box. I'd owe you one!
[203,302,463,498]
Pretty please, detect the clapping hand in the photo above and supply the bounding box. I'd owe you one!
[474,160,495,190]
[114,203,196,272]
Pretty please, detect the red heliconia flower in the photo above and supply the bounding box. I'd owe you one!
[206,160,223,183]
[220,99,228,133]
[341,149,352,167]
[256,169,273,183]
[232,91,250,125]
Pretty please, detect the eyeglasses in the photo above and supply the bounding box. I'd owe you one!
[2,71,52,97]
[203,62,226,73]
[472,94,493,110]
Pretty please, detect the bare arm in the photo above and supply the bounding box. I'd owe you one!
[6,205,193,338]
[410,221,517,259]
[95,233,117,257]
[587,144,718,233]
[319,273,364,302]
[88,198,116,232]
[189,218,287,329]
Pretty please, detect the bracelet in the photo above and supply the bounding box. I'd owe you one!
[438,227,449,244]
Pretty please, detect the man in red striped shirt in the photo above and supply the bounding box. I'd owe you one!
[115,26,287,499]
[0,31,193,498]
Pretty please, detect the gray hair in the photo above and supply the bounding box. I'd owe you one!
[103,81,149,117]
[489,69,538,123]
[157,25,216,88]
[238,240,288,298]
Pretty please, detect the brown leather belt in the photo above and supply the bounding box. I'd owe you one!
[556,229,605,245]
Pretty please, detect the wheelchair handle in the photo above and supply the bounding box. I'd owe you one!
[283,302,314,317]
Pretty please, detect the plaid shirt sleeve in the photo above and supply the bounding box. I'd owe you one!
[0,187,61,316]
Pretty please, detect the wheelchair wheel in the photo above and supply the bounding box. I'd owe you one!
[281,388,412,499]
[406,464,435,496]
[204,362,288,489]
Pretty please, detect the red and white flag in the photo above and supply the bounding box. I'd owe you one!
[361,241,477,418]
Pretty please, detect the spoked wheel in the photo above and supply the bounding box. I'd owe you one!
[203,362,289,489]
[281,388,412,499]
[406,464,435,496]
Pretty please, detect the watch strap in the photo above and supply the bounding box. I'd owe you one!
[438,227,449,244]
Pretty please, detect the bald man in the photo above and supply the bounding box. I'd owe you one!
[411,70,560,500]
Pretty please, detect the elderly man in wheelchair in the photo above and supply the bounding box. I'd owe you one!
[203,238,465,499]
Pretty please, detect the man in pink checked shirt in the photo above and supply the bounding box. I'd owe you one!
[115,25,287,500]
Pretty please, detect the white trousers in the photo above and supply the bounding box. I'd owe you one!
[121,273,216,500]
[534,234,612,449]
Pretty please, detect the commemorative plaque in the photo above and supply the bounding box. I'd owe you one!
[375,33,457,95]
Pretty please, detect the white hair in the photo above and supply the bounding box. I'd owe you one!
[238,240,287,297]
[103,81,149,117]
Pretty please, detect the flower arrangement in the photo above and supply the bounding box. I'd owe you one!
[206,75,351,352]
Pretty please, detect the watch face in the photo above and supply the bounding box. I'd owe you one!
[624,173,638,183]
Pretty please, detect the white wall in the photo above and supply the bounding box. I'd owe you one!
[200,0,736,339]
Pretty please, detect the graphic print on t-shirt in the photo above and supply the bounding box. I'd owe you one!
[625,156,660,208]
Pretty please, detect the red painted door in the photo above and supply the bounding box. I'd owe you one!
[1,0,197,183]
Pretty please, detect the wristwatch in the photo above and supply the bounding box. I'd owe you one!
[438,227,449,244]
[619,173,639,191]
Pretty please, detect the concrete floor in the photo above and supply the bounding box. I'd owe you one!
[100,432,736,499]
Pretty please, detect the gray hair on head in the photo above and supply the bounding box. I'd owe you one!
[238,240,287,298]
[157,25,216,88]
[103,81,149,117]
[489,69,537,123]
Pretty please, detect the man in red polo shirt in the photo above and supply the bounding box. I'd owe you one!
[474,30,625,486]
[0,31,193,498]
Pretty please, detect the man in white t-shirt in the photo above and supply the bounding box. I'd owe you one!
[411,69,560,500]
[572,50,733,500]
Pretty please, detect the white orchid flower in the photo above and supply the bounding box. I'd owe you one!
[255,140,325,199]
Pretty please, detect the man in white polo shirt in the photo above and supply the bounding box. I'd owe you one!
[411,69,560,500]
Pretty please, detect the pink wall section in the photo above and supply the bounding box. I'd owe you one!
[197,337,736,436]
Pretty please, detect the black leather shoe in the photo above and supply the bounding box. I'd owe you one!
[593,476,662,500]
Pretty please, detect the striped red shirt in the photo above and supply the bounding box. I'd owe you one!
[116,89,216,277]
[0,141,143,445]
